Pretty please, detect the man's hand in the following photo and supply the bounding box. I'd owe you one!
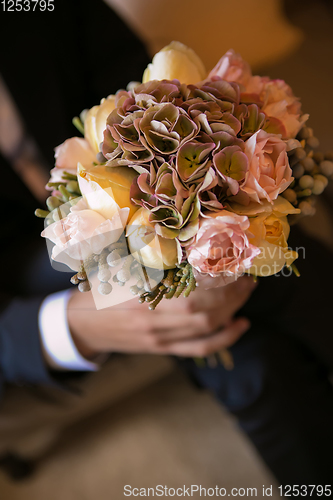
[67,276,257,360]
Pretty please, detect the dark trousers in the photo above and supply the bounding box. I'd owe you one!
[181,328,333,486]
[181,228,333,486]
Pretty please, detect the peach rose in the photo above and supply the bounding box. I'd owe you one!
[260,79,309,139]
[241,75,269,101]
[239,130,293,204]
[209,51,308,139]
[187,210,260,280]
[241,77,309,139]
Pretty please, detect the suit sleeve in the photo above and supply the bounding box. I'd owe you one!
[0,153,73,394]
[0,0,151,393]
[0,295,58,387]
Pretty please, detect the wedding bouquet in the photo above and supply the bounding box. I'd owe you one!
[37,42,333,310]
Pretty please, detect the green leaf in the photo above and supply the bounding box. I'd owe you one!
[72,116,84,135]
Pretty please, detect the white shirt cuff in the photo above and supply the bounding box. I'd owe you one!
[39,290,101,371]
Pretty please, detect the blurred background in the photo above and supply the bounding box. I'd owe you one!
[0,0,332,498]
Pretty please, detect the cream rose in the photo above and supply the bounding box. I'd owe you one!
[84,96,116,154]
[41,197,128,272]
[126,207,180,270]
[142,41,206,85]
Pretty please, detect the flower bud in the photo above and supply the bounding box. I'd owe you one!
[46,196,62,211]
[143,41,206,84]
[85,96,116,154]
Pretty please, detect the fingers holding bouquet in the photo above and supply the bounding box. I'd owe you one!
[67,274,255,362]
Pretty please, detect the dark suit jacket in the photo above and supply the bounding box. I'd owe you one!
[0,0,150,401]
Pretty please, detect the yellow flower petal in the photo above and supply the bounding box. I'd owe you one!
[126,207,178,270]
[85,96,116,154]
[143,41,206,84]
[248,240,289,276]
[78,164,138,222]
[248,211,298,276]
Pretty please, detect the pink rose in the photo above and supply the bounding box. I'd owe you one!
[239,130,293,204]
[208,49,252,86]
[240,75,270,103]
[47,137,97,190]
[208,51,308,139]
[187,210,260,280]
[260,79,309,139]
[241,77,308,139]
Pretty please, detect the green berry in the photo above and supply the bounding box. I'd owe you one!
[299,175,314,190]
[299,201,316,216]
[312,179,325,195]
[313,174,328,188]
[98,282,112,295]
[307,136,319,149]
[283,189,297,204]
[293,164,304,179]
[320,160,333,177]
[66,181,80,193]
[300,157,315,172]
